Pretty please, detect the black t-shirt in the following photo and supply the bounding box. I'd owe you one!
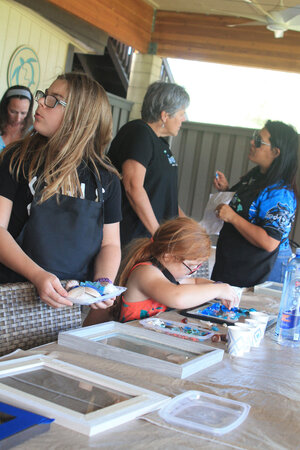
[0,148,122,238]
[107,119,179,246]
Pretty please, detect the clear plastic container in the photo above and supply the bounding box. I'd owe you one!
[140,318,214,342]
[159,390,250,435]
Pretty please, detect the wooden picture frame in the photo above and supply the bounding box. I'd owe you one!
[0,355,169,436]
[58,321,224,379]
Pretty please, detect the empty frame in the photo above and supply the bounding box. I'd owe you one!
[0,355,169,436]
[59,321,224,379]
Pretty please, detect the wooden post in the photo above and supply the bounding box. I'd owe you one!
[127,53,162,120]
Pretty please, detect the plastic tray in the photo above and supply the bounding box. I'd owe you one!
[180,301,251,325]
[140,318,214,342]
[159,390,250,435]
[67,286,127,305]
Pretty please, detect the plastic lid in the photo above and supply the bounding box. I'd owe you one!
[159,390,250,435]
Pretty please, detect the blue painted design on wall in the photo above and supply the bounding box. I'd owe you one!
[7,46,40,92]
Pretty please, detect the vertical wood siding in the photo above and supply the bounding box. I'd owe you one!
[107,92,133,138]
[172,121,300,245]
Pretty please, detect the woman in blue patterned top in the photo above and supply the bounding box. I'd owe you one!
[212,120,298,287]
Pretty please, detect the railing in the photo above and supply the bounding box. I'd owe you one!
[160,58,174,83]
[107,92,133,138]
[107,38,134,91]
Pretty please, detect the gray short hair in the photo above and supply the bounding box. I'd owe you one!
[141,81,190,123]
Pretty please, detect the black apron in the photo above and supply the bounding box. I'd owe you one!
[0,173,104,283]
[212,169,279,287]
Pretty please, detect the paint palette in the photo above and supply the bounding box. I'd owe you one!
[180,301,254,325]
[67,286,127,305]
[140,318,214,342]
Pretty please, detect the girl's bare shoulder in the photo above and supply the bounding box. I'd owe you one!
[129,263,164,282]
[125,263,167,301]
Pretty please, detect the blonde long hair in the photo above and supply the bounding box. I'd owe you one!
[2,73,120,202]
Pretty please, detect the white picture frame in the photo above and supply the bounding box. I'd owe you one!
[0,355,169,436]
[58,321,224,379]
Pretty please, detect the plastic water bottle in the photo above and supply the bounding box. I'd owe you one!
[275,248,300,347]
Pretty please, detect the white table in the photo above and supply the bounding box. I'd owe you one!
[1,291,300,449]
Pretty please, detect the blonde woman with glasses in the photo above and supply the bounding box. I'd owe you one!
[0,73,122,310]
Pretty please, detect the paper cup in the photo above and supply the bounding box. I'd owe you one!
[234,323,253,351]
[247,315,267,343]
[244,319,263,347]
[227,326,250,356]
[249,312,269,334]
[232,286,244,307]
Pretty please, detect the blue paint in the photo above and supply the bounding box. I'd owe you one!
[196,302,254,321]
[80,281,105,295]
[0,402,53,441]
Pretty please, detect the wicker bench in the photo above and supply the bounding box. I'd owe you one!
[0,282,82,356]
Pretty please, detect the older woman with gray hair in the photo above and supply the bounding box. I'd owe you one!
[108,81,189,248]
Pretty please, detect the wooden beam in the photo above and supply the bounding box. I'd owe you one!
[43,3,300,73]
[152,11,300,73]
[16,0,108,54]
[46,0,153,53]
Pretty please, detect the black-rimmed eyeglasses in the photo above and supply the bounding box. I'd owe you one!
[182,261,202,276]
[252,130,271,149]
[35,90,67,108]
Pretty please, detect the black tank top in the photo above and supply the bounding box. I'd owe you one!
[150,256,179,285]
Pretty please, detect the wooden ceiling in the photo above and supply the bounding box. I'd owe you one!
[46,0,300,72]
[144,0,300,20]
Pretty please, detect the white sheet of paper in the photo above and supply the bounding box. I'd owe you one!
[200,191,235,235]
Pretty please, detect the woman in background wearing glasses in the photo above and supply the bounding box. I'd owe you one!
[212,120,298,287]
[111,217,238,323]
[0,73,122,309]
[0,85,33,152]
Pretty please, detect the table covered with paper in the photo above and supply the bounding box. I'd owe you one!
[0,290,299,449]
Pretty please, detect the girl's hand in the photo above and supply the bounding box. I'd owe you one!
[217,284,239,309]
[31,270,73,308]
[90,297,116,310]
[215,204,236,223]
[214,171,229,191]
